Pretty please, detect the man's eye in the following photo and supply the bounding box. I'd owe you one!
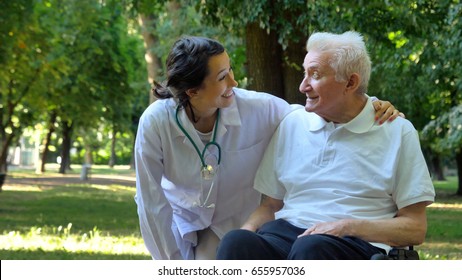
[312,71,320,79]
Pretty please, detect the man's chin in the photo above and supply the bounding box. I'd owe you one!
[304,104,316,112]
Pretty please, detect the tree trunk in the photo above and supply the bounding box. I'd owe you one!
[138,14,162,105]
[282,39,307,105]
[129,133,136,170]
[430,154,446,181]
[456,150,462,196]
[59,120,73,174]
[84,143,92,165]
[109,128,116,168]
[0,133,13,174]
[40,110,57,173]
[245,22,284,99]
[0,133,14,192]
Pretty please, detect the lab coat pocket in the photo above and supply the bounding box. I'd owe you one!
[221,138,267,185]
[216,139,267,221]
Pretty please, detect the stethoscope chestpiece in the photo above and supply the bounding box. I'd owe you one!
[201,165,215,180]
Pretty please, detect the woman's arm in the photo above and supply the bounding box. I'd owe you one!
[241,195,284,232]
[134,111,183,260]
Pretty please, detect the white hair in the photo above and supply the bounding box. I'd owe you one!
[306,31,371,94]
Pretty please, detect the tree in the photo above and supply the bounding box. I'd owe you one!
[0,0,47,189]
[422,105,462,195]
[30,0,147,172]
[197,0,308,103]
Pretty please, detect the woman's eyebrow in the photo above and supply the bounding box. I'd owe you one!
[216,68,228,77]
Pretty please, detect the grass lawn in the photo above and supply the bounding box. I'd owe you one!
[0,165,149,260]
[419,176,462,260]
[0,165,461,260]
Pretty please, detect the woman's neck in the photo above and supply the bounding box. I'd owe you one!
[187,103,218,133]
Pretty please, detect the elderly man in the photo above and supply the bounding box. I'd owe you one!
[216,31,435,260]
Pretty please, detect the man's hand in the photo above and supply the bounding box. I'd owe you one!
[298,220,352,238]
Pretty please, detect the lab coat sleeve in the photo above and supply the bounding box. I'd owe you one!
[253,119,287,200]
[134,109,183,260]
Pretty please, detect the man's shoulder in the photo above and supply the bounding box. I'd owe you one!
[383,116,417,133]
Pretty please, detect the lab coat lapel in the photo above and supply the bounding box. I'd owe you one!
[172,106,206,150]
[216,97,241,139]
[171,97,242,144]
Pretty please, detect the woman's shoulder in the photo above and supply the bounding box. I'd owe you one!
[234,87,284,101]
[139,98,176,124]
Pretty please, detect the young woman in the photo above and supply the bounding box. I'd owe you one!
[134,36,400,260]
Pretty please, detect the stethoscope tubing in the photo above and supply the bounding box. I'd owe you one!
[175,105,221,208]
[175,106,222,168]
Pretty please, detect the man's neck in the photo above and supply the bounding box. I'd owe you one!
[321,94,368,124]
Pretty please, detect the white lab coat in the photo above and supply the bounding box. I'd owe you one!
[134,87,299,259]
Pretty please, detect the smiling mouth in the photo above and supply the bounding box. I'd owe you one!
[222,90,234,98]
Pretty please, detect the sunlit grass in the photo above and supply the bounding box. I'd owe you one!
[1,224,148,259]
[416,176,462,260]
[0,168,150,260]
[418,241,462,260]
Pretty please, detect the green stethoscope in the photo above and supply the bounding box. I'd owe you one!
[175,106,221,208]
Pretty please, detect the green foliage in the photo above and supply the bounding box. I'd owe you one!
[0,0,34,65]
[421,105,462,154]
[0,0,51,173]
[1,0,149,171]
[72,131,134,165]
[197,0,310,47]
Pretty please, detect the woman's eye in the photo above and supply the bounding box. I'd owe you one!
[219,67,233,81]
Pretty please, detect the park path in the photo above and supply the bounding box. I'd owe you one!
[3,173,136,188]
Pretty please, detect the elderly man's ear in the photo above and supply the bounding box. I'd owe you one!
[346,73,360,93]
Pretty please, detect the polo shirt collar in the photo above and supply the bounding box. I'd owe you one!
[343,98,375,134]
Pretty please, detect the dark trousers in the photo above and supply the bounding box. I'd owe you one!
[216,219,385,260]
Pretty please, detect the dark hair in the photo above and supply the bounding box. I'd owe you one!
[153,36,225,108]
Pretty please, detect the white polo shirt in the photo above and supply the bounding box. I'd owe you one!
[254,98,435,251]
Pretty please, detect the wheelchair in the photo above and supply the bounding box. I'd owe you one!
[371,246,419,260]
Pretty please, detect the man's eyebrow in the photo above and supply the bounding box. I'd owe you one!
[303,65,319,71]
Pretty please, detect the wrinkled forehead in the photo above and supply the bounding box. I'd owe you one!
[303,51,332,70]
